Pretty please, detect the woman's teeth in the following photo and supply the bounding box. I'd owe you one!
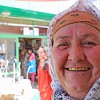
[65,67,90,71]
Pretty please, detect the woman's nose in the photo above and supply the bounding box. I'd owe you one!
[68,45,85,63]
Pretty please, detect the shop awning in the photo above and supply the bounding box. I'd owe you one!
[0,5,55,26]
[0,0,97,26]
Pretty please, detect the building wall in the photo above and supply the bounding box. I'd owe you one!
[0,25,23,34]
[0,25,47,35]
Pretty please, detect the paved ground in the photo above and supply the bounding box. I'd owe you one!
[32,76,38,89]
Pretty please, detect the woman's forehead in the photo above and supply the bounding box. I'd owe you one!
[54,23,99,35]
[52,23,100,42]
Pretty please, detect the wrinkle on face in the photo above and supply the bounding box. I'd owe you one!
[51,23,100,97]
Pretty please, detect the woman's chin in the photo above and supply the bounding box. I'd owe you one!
[60,77,91,93]
[68,83,87,92]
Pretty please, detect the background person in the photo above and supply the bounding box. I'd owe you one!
[37,46,53,100]
[47,0,100,99]
[27,48,36,86]
[20,49,29,79]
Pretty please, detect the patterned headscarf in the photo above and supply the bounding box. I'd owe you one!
[47,0,100,99]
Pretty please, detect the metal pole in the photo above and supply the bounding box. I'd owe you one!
[13,61,15,83]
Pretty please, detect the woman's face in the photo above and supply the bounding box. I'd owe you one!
[38,48,47,60]
[28,50,32,54]
[51,23,100,95]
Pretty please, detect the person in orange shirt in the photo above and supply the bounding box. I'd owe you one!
[37,46,53,100]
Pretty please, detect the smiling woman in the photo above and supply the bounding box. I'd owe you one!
[47,0,100,100]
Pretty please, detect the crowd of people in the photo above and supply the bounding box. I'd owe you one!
[20,48,37,86]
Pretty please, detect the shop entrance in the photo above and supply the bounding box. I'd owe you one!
[19,38,42,79]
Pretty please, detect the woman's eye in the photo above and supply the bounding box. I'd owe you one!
[81,41,96,48]
[57,43,70,50]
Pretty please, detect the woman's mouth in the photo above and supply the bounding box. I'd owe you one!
[65,67,91,72]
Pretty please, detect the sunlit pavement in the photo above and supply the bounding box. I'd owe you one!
[0,77,40,100]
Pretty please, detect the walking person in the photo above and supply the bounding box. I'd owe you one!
[27,48,36,86]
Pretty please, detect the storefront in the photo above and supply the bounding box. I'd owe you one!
[0,33,47,81]
[0,4,55,81]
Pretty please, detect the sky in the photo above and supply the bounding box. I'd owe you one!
[0,0,99,14]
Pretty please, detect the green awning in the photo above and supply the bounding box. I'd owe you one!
[0,5,55,26]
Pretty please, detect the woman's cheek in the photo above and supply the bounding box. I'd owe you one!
[85,48,100,66]
[85,49,100,78]
[51,48,68,69]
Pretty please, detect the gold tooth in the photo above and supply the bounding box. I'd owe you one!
[78,68,80,70]
[68,67,88,71]
[72,68,75,70]
[69,68,72,70]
